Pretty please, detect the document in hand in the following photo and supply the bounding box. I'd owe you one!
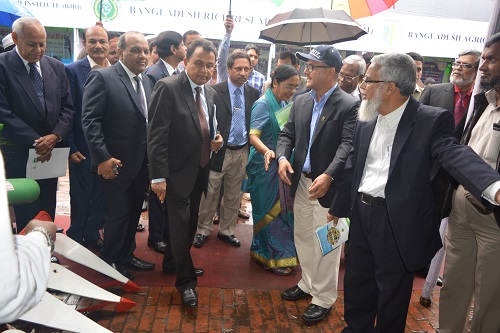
[316,218,350,256]
[26,147,70,180]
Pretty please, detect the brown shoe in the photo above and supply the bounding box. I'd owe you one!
[419,295,431,308]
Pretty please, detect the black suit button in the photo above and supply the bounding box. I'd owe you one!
[142,141,146,144]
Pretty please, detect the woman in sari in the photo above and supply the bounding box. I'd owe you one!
[246,65,300,276]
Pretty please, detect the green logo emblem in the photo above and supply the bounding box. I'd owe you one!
[93,0,118,22]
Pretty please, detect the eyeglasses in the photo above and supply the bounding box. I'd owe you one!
[339,72,359,83]
[305,64,331,72]
[360,78,394,86]
[281,84,299,91]
[452,62,477,69]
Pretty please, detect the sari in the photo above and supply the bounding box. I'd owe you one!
[245,88,297,269]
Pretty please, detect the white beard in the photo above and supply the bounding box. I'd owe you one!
[358,92,383,122]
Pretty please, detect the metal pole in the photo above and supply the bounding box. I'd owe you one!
[99,0,103,21]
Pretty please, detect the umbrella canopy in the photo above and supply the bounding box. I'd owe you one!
[0,0,33,27]
[274,0,398,19]
[259,7,366,46]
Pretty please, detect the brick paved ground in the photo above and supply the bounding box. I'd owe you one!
[72,287,439,333]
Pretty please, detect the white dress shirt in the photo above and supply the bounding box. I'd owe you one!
[358,99,408,198]
[0,153,50,323]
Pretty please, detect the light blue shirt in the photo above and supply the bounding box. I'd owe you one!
[302,84,338,172]
[227,80,247,146]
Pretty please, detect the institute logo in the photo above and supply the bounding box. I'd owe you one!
[93,0,119,22]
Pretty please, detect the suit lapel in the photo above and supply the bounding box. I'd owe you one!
[81,57,91,79]
[244,84,253,130]
[179,71,202,136]
[116,62,146,119]
[205,85,216,138]
[388,98,418,178]
[221,82,232,117]
[311,88,341,144]
[158,60,170,77]
[301,94,314,143]
[10,52,45,117]
[357,119,376,179]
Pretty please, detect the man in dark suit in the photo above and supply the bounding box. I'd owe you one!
[194,52,259,248]
[328,53,500,333]
[143,30,185,254]
[148,38,223,308]
[82,31,155,280]
[0,17,74,231]
[276,45,359,324]
[417,48,481,307]
[64,25,110,251]
[438,32,500,333]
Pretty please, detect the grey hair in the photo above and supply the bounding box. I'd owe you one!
[457,49,481,67]
[371,53,416,97]
[12,17,43,39]
[342,55,366,76]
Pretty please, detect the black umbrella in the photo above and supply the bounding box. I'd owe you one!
[259,7,366,46]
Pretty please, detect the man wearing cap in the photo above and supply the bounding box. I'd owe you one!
[276,45,359,324]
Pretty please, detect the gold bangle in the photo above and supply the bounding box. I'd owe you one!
[264,150,273,158]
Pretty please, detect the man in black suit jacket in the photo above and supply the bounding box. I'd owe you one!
[195,52,259,248]
[276,45,359,324]
[0,18,74,231]
[82,31,155,280]
[143,30,185,254]
[148,38,223,308]
[64,25,110,250]
[328,53,500,333]
[438,33,500,333]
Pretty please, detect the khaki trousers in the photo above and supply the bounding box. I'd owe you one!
[197,146,248,236]
[294,174,341,309]
[439,185,500,333]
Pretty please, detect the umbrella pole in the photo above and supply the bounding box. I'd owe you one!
[99,0,103,21]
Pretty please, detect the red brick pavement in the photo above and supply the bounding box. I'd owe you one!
[77,287,439,333]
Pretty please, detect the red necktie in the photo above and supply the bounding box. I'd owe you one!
[195,86,210,167]
[454,92,467,127]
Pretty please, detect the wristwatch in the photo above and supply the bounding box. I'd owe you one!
[28,226,55,255]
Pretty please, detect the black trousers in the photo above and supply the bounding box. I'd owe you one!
[163,166,206,293]
[342,194,414,333]
[66,158,105,242]
[99,159,149,265]
[147,185,169,243]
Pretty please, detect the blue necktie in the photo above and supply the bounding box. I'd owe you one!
[232,88,245,143]
[29,62,46,112]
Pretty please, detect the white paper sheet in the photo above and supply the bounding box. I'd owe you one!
[26,148,69,180]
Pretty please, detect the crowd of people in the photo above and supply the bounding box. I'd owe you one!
[0,13,499,333]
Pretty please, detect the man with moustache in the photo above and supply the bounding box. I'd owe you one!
[438,32,500,333]
[107,31,121,65]
[148,38,223,308]
[338,55,366,100]
[276,45,359,324]
[64,25,110,251]
[328,53,500,333]
[417,48,481,307]
[194,52,259,248]
[82,31,155,280]
[0,17,74,231]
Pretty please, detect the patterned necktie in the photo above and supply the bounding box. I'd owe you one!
[454,92,467,127]
[133,76,147,118]
[231,88,245,143]
[29,62,46,112]
[195,86,210,167]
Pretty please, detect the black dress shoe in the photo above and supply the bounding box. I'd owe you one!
[436,276,443,286]
[84,238,104,251]
[51,255,60,264]
[193,234,208,248]
[136,223,145,232]
[163,266,204,277]
[148,240,167,254]
[181,289,198,308]
[281,285,309,301]
[125,256,155,271]
[109,262,135,280]
[302,304,331,324]
[217,233,241,247]
[419,295,431,307]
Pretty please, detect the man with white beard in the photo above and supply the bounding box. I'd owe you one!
[328,53,500,333]
[417,49,481,308]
